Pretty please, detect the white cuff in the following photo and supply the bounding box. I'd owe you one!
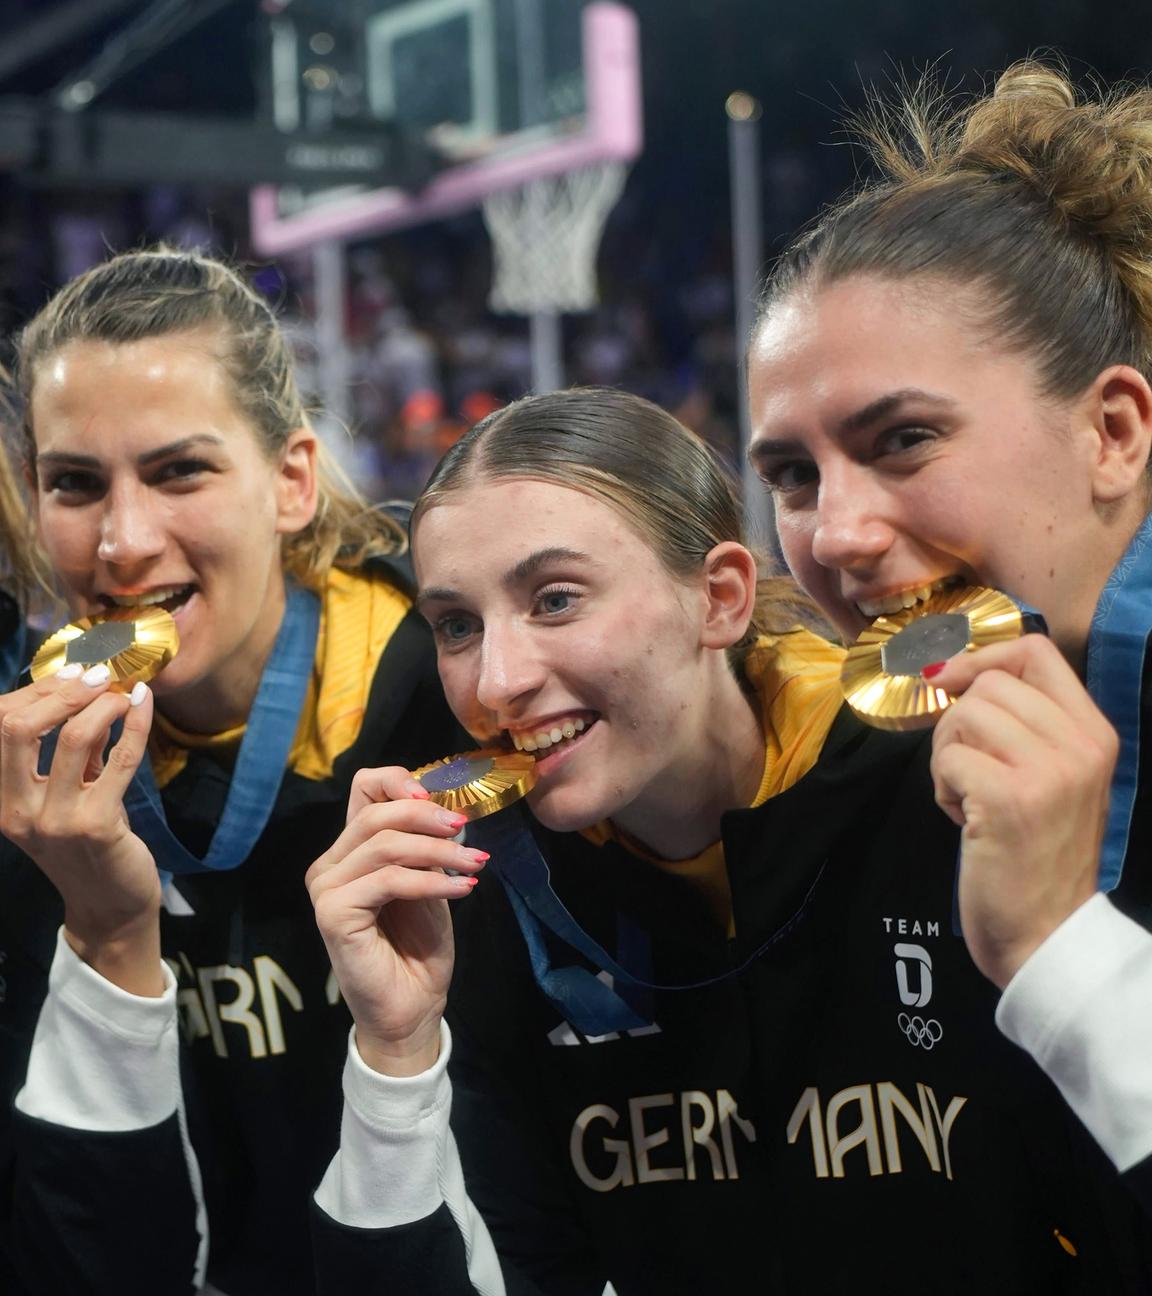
[996,893,1152,1172]
[15,927,180,1131]
[315,1021,454,1229]
[315,1022,506,1296]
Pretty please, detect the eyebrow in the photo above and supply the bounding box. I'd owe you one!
[417,546,594,609]
[749,388,958,464]
[36,434,228,471]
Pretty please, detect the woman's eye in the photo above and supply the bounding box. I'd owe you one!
[876,427,935,456]
[155,458,211,485]
[536,587,580,616]
[434,614,478,645]
[759,461,818,493]
[43,470,102,498]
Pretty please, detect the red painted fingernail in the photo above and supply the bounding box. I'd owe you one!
[922,661,947,679]
[464,850,490,864]
[409,787,431,800]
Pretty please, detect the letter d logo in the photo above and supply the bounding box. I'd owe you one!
[894,943,932,1008]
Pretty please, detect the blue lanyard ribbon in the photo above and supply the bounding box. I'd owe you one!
[469,806,825,1036]
[1085,511,1152,892]
[122,582,320,877]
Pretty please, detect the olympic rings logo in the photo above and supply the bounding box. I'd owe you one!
[898,1013,943,1049]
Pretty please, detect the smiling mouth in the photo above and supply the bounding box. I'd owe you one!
[508,714,598,754]
[98,584,197,615]
[855,575,965,619]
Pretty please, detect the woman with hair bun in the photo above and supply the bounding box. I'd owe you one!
[0,247,461,1295]
[743,59,1152,1292]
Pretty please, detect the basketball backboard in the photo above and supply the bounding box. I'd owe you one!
[250,0,641,255]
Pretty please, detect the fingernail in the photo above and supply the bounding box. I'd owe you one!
[82,664,111,687]
[922,661,947,679]
[129,681,149,707]
[438,810,468,830]
[409,784,431,801]
[56,663,84,681]
[462,849,490,864]
[451,876,479,891]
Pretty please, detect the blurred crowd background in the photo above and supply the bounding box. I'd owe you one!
[0,0,1147,503]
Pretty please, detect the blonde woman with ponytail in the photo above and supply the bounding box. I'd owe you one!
[0,248,460,1295]
[742,60,1152,1291]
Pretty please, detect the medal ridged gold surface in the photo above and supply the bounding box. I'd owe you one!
[842,585,1024,731]
[412,748,538,819]
[30,606,180,691]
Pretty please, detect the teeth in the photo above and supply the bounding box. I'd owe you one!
[509,717,590,754]
[858,578,954,618]
[109,585,189,608]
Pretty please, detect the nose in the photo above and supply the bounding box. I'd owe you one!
[96,482,166,568]
[474,617,546,716]
[809,467,896,573]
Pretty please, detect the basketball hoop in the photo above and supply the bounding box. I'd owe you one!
[482,160,629,314]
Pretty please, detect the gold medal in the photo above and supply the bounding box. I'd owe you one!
[30,606,180,691]
[412,748,538,820]
[841,585,1025,731]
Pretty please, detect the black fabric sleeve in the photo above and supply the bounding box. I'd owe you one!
[4,1112,200,1296]
[311,1202,475,1295]
[1123,1153,1152,1219]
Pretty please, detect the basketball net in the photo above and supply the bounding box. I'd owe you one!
[482,161,629,314]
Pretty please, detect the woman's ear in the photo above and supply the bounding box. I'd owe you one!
[700,542,759,649]
[1086,365,1152,505]
[275,426,320,534]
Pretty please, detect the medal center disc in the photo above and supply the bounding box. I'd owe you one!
[880,613,971,677]
[418,754,496,793]
[65,620,137,665]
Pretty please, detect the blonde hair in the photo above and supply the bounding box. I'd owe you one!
[761,60,1152,399]
[413,387,817,676]
[0,433,52,610]
[16,247,405,589]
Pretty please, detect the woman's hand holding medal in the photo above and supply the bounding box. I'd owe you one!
[0,668,163,995]
[305,764,491,1077]
[925,635,1117,990]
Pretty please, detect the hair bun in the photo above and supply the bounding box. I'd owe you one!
[991,62,1076,111]
[958,60,1152,242]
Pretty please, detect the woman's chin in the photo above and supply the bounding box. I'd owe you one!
[526,785,608,835]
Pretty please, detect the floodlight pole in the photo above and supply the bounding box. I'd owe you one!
[313,239,351,430]
[726,91,774,548]
[530,310,564,393]
[513,0,565,394]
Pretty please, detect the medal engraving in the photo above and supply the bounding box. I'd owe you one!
[881,614,971,677]
[65,620,137,666]
[419,754,495,793]
[412,749,537,820]
[30,606,179,691]
[842,585,1027,731]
